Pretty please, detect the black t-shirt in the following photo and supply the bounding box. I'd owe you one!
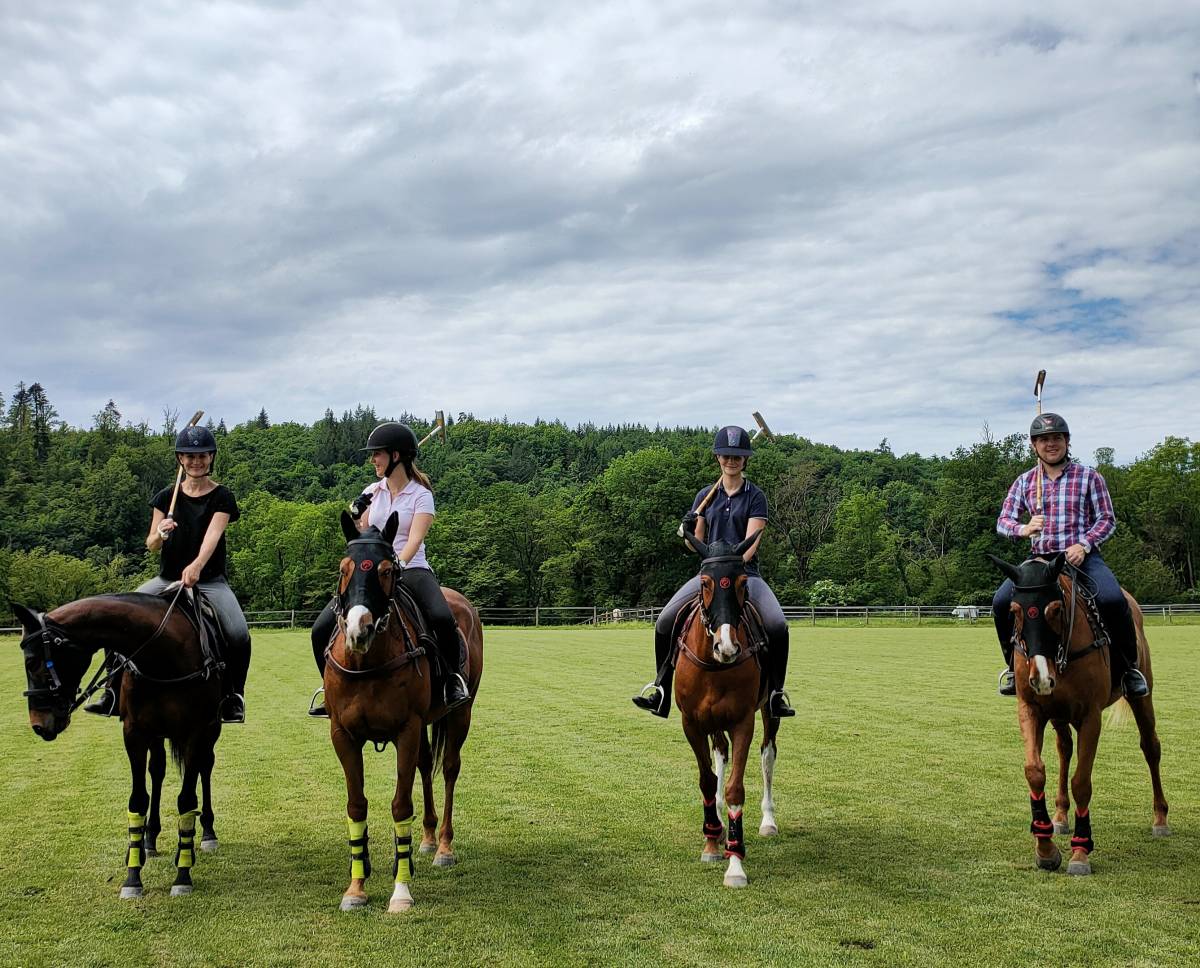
[691,479,769,576]
[150,484,240,582]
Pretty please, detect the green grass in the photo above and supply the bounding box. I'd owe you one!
[2,626,1199,967]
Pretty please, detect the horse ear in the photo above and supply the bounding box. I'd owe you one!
[11,603,40,634]
[382,512,400,547]
[734,530,763,557]
[683,531,710,558]
[340,511,359,543]
[987,553,1021,583]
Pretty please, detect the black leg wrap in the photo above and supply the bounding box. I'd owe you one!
[702,799,724,840]
[724,812,745,860]
[1070,812,1094,854]
[1029,796,1053,840]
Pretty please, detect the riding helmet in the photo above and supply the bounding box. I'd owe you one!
[713,425,753,456]
[175,426,218,453]
[362,422,419,457]
[1030,413,1070,438]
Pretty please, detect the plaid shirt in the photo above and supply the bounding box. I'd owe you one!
[996,461,1116,554]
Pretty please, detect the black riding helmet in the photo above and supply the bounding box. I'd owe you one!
[1030,413,1070,438]
[362,422,419,477]
[713,425,753,457]
[175,426,218,453]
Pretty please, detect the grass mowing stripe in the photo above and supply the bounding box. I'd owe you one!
[2,626,1198,967]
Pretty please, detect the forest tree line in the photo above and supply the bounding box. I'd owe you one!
[1,381,1197,617]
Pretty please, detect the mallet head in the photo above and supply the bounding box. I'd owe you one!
[750,411,775,442]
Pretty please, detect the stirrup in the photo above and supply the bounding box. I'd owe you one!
[444,673,471,712]
[998,668,1016,696]
[83,687,118,717]
[767,689,796,718]
[307,687,329,719]
[631,682,669,718]
[1122,668,1149,698]
[219,694,246,724]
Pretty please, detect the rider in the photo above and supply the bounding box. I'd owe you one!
[84,425,251,723]
[308,421,470,716]
[993,412,1149,699]
[632,425,795,720]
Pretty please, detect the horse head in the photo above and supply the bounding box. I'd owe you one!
[989,552,1068,696]
[683,531,760,664]
[338,510,401,654]
[13,602,90,741]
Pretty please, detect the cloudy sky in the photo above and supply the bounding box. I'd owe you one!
[2,1,1198,462]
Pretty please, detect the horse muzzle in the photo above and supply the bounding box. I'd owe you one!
[710,624,739,664]
[29,710,67,741]
[344,605,376,653]
[1029,654,1056,696]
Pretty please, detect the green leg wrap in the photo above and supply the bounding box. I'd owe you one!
[126,812,147,870]
[175,810,198,869]
[394,816,414,885]
[347,818,369,880]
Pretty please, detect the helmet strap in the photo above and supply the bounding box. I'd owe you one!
[385,451,404,478]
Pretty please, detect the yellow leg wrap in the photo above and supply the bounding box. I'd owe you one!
[126,812,146,869]
[394,816,414,885]
[176,810,198,869]
[347,818,368,881]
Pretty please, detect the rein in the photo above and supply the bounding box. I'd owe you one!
[324,598,427,679]
[1012,566,1107,674]
[676,600,764,672]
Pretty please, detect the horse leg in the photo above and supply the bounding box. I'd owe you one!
[1018,702,1060,872]
[1127,695,1170,836]
[434,709,473,868]
[682,715,723,863]
[121,732,150,898]
[170,739,206,897]
[759,711,781,837]
[1066,713,1101,876]
[388,719,423,913]
[712,732,729,817]
[146,739,166,856]
[417,728,438,855]
[332,726,370,911]
[1051,721,1073,835]
[199,752,219,852]
[722,714,755,888]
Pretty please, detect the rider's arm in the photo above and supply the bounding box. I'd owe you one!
[181,512,231,585]
[398,512,433,565]
[996,474,1030,539]
[1082,469,1116,552]
[743,518,766,562]
[146,508,168,551]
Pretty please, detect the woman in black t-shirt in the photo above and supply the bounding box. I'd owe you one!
[84,426,251,723]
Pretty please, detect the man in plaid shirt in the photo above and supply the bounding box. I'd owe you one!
[992,412,1149,698]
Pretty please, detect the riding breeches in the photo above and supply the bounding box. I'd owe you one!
[136,576,251,693]
[992,552,1137,665]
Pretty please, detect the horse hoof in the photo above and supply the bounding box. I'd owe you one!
[1067,859,1092,876]
[145,847,160,858]
[433,852,457,868]
[1152,824,1172,838]
[759,823,778,837]
[119,886,143,899]
[1053,821,1069,836]
[340,894,368,912]
[387,897,415,914]
[418,842,437,855]
[1035,852,1062,872]
[700,850,724,863]
[723,872,748,888]
[200,838,219,853]
[170,884,194,897]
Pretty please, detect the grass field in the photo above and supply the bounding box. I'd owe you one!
[2,625,1198,968]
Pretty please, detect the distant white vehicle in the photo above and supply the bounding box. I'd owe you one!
[952,605,980,621]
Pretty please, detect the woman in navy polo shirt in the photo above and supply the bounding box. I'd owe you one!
[633,426,795,720]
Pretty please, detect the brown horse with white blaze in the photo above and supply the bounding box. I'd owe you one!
[989,553,1170,875]
[324,511,483,913]
[673,531,781,889]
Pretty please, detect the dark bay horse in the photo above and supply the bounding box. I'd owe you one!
[14,590,226,898]
[990,553,1170,875]
[673,532,781,889]
[324,511,483,913]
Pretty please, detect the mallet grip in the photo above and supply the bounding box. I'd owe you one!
[676,480,723,538]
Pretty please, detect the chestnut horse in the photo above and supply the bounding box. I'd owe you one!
[324,511,483,913]
[989,553,1170,874]
[14,590,226,898]
[672,532,781,889]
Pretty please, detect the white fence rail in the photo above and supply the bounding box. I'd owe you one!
[4,602,1200,634]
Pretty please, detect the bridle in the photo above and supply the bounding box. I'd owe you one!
[1011,561,1104,675]
[333,534,400,640]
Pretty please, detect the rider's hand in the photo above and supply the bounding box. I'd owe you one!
[157,517,178,541]
[181,561,202,588]
[681,511,699,535]
[349,492,373,520]
[1065,543,1087,567]
[1022,514,1045,537]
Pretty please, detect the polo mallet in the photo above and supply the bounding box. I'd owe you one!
[751,411,775,442]
[159,410,205,540]
[417,410,447,449]
[677,480,722,538]
[1034,370,1046,513]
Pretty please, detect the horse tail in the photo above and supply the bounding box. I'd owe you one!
[429,720,448,775]
[1106,697,1134,730]
[169,738,186,774]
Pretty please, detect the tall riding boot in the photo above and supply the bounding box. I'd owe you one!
[83,651,122,716]
[441,628,471,712]
[766,634,796,718]
[632,630,674,718]
[219,640,250,724]
[308,600,337,717]
[1112,612,1149,698]
[998,641,1016,696]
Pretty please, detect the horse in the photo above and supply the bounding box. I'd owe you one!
[14,589,226,898]
[989,553,1170,874]
[672,531,781,889]
[323,510,484,913]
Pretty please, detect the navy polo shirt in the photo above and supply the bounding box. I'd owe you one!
[691,480,768,575]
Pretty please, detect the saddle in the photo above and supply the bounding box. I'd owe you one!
[155,584,227,683]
